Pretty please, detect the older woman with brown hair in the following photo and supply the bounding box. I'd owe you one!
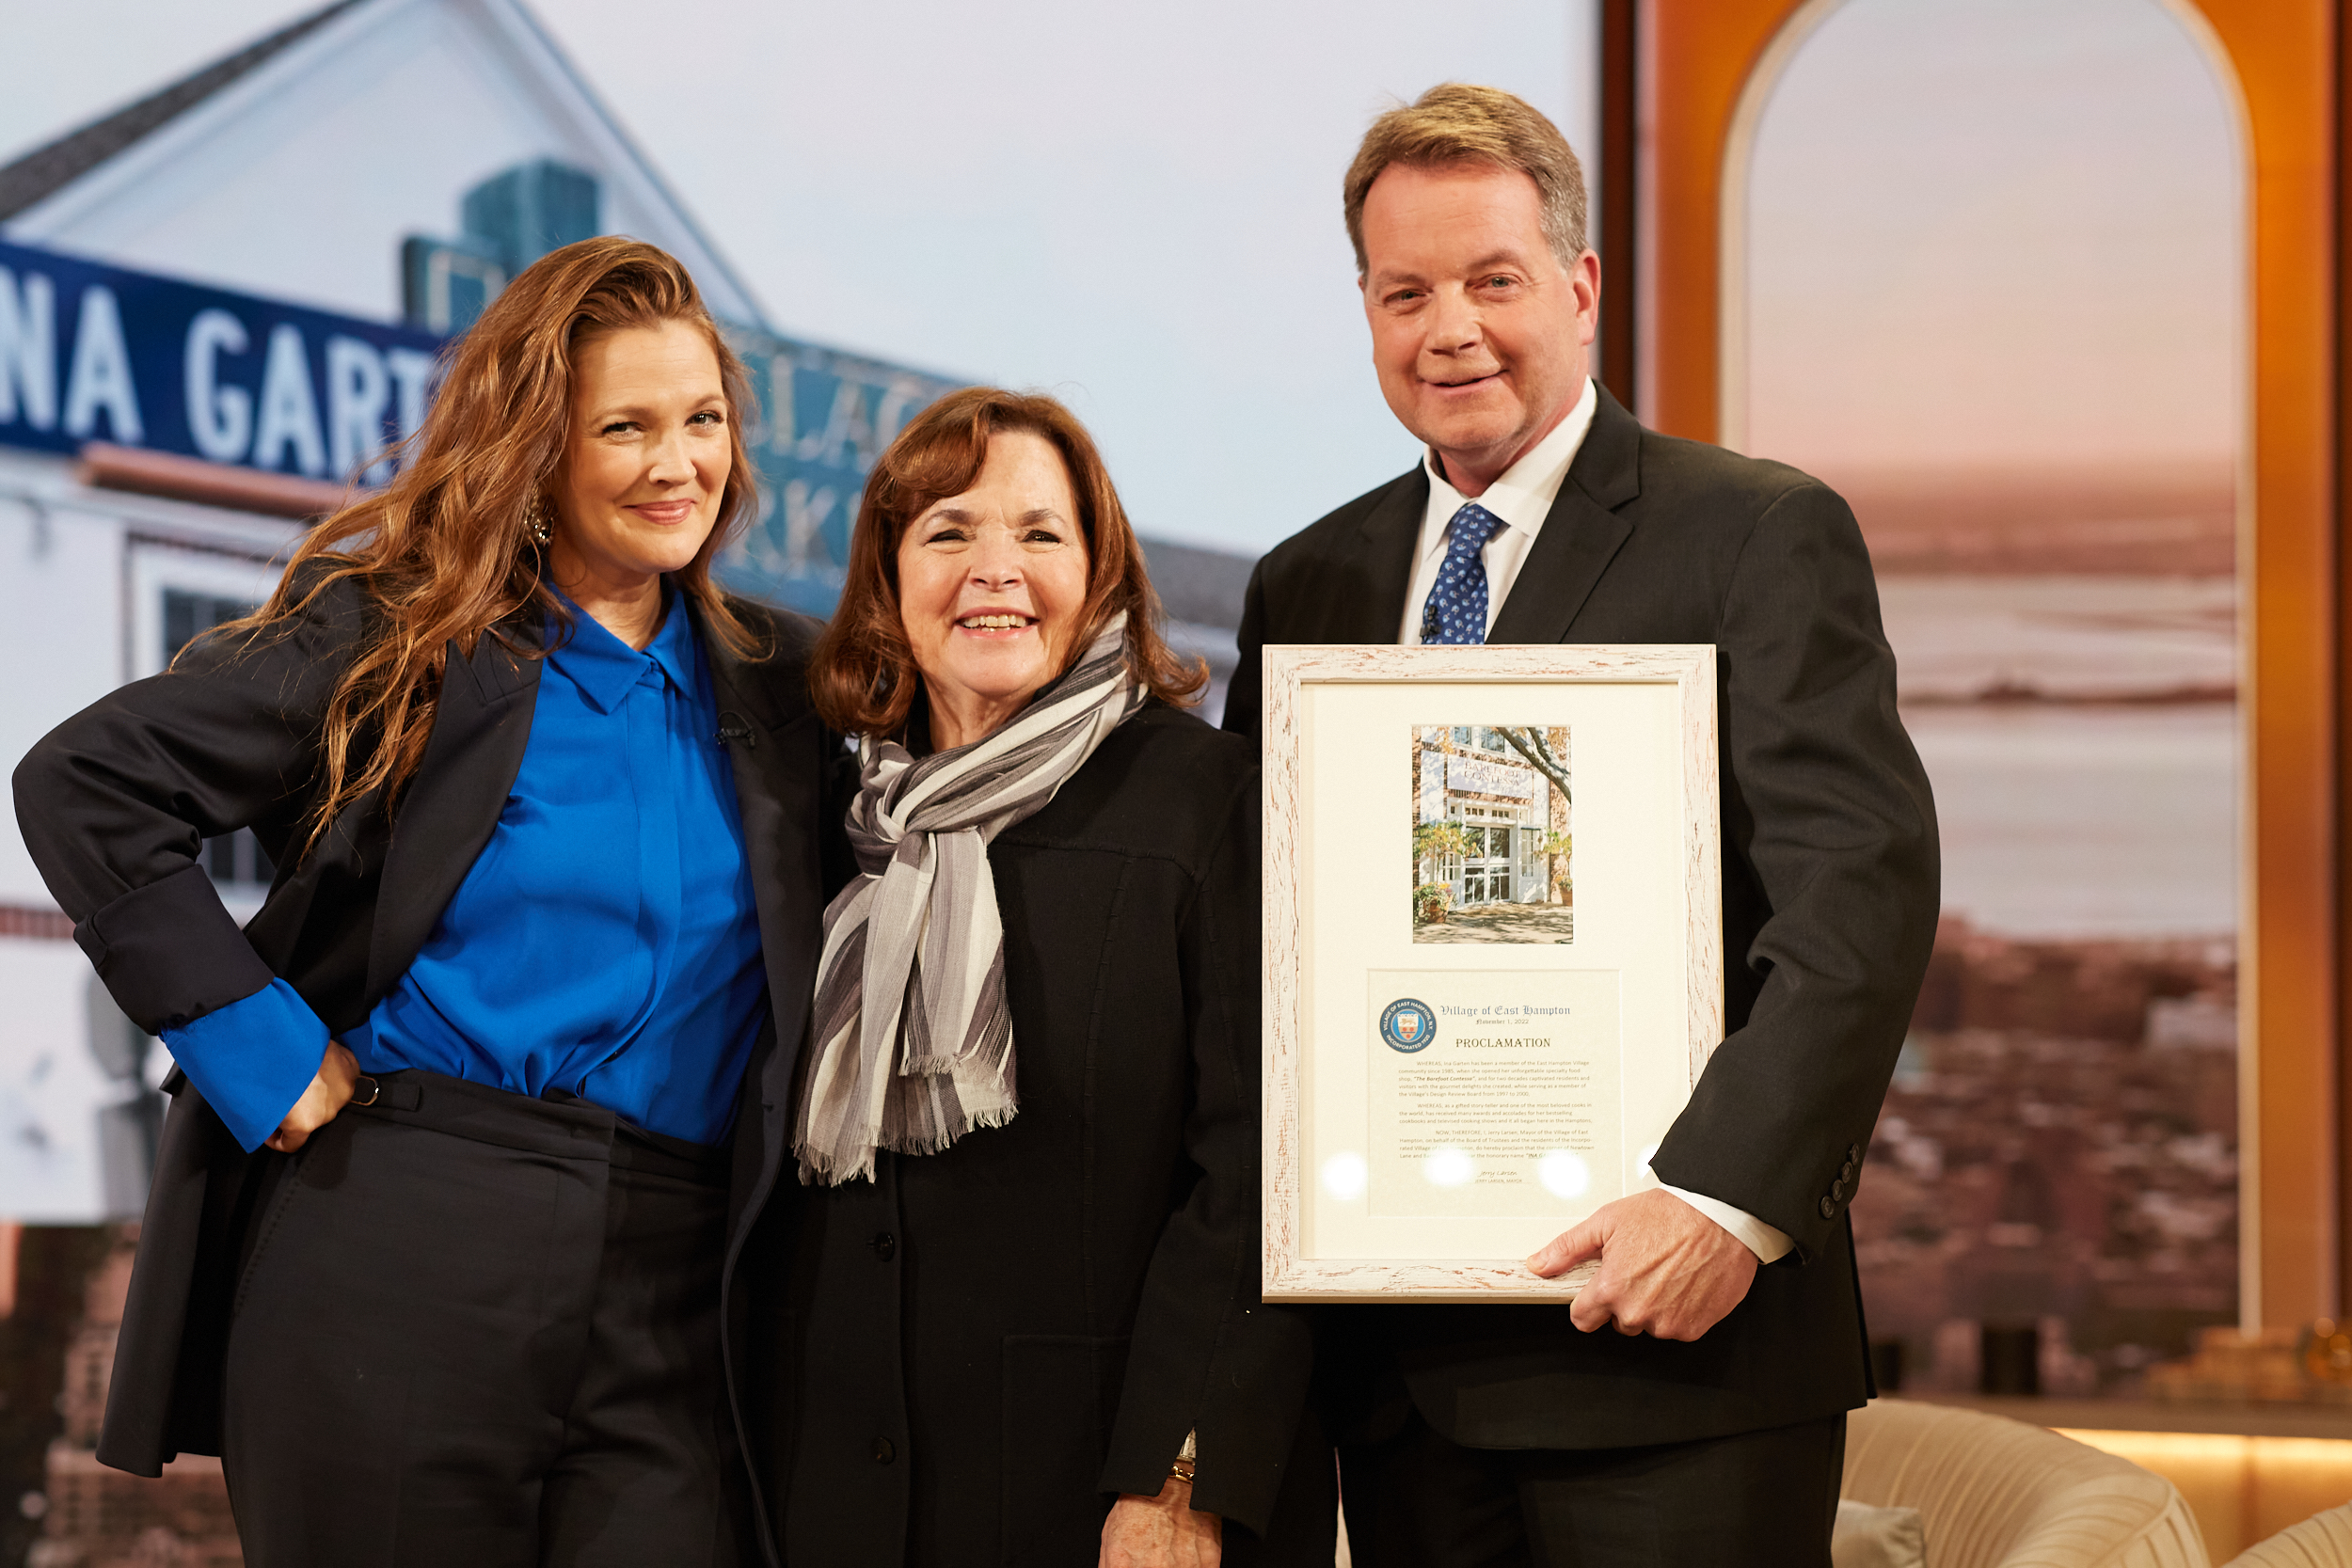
[765,388,1327,1564]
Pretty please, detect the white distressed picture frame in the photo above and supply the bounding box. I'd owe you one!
[1262,644,1724,1301]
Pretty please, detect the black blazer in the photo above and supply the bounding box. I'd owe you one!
[1226,386,1940,1449]
[756,707,1328,1565]
[10,568,840,1528]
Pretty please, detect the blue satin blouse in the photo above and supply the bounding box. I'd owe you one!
[163,591,769,1151]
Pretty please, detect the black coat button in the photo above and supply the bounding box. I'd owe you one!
[1820,1196,1837,1219]
[871,1232,897,1261]
[872,1438,896,1464]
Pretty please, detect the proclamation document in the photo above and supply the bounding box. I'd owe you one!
[1367,970,1621,1218]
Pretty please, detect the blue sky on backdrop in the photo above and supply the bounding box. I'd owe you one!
[0,0,1592,557]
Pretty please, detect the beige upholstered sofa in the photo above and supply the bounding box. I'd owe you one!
[1842,1399,2212,1568]
[2221,1500,2352,1566]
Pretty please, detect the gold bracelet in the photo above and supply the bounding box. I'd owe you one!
[1168,1455,1197,1485]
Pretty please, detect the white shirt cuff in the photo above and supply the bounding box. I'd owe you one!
[1660,1184,1795,1263]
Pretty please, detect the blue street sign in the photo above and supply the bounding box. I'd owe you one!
[0,238,444,483]
[721,323,961,616]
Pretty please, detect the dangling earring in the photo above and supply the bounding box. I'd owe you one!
[527,496,554,547]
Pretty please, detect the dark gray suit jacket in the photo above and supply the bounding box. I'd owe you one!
[1226,385,1940,1449]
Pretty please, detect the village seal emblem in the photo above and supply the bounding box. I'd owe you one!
[1379,999,1438,1053]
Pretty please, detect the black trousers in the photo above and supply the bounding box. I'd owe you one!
[219,1070,750,1568]
[1338,1410,1845,1568]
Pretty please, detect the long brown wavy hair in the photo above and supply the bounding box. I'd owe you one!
[809,387,1206,737]
[219,236,766,852]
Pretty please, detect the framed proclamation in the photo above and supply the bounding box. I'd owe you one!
[1261,645,1723,1302]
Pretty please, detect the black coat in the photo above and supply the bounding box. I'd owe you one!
[755,705,1328,1566]
[1225,386,1940,1450]
[11,570,839,1550]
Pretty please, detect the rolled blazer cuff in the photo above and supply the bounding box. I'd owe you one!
[162,977,328,1151]
[75,862,279,1035]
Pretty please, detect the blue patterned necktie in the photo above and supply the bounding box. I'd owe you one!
[1419,503,1508,645]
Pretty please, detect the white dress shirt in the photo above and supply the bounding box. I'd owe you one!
[1400,377,1794,1266]
[1399,378,1597,643]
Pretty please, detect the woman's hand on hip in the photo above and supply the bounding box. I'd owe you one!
[264,1041,360,1153]
[1100,1479,1219,1568]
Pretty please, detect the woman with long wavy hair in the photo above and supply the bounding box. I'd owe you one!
[14,236,841,1566]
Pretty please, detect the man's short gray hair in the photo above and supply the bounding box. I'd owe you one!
[1343,83,1589,275]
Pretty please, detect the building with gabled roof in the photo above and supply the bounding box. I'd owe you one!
[0,4,367,226]
[0,0,763,327]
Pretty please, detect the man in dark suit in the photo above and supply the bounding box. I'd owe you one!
[1224,84,1940,1564]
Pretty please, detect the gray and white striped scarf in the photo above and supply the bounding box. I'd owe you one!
[793,615,1147,1185]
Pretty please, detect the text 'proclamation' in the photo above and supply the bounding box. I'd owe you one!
[1366,970,1623,1218]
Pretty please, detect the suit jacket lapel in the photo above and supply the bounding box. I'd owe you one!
[1339,467,1428,641]
[363,630,540,1004]
[1487,385,1645,645]
[695,604,824,1107]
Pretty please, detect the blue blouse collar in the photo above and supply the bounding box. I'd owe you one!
[548,582,697,714]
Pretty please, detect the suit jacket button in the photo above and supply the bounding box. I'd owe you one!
[872,1438,896,1465]
[871,1231,897,1261]
[1848,1143,1862,1161]
[1820,1196,1837,1219]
